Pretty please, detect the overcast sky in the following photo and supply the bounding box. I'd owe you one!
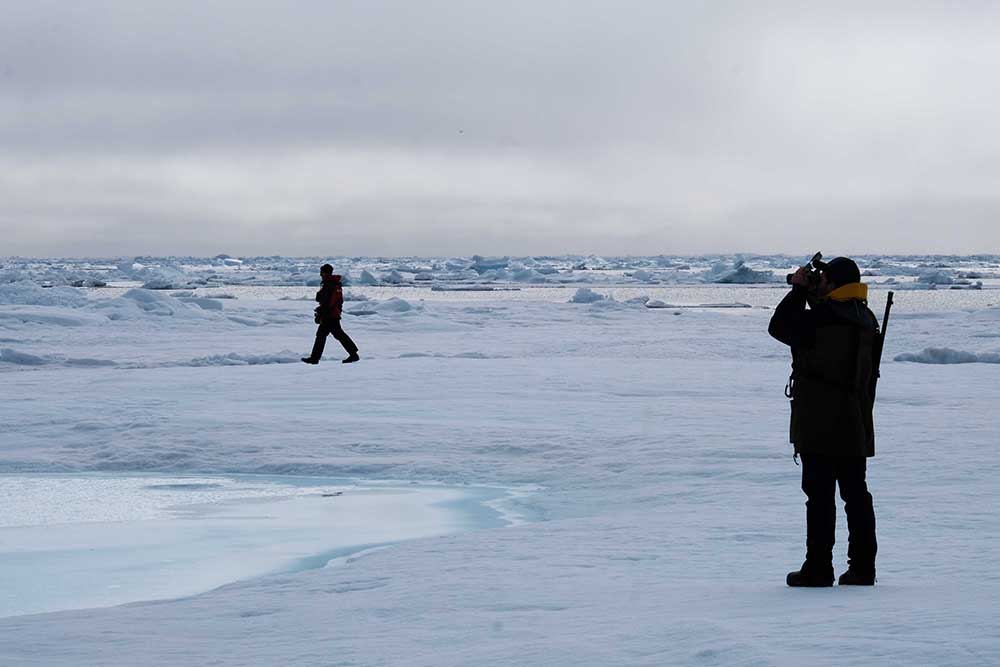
[2,1,999,257]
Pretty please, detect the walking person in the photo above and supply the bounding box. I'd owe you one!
[302,264,360,364]
[768,256,879,587]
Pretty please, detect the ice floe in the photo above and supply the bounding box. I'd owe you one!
[895,347,1000,364]
[569,288,607,303]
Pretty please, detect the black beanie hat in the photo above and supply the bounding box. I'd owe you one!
[822,257,861,287]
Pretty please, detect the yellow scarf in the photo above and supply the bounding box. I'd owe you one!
[826,282,868,302]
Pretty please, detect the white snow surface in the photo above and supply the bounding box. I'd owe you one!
[1,265,999,666]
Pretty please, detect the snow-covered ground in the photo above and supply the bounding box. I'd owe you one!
[1,259,999,665]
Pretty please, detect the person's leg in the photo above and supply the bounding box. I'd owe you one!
[836,457,877,576]
[801,453,837,570]
[788,453,836,586]
[330,319,359,356]
[309,321,331,361]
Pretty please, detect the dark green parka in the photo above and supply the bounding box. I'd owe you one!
[769,285,879,457]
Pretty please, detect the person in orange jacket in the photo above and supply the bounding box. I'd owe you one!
[301,264,360,364]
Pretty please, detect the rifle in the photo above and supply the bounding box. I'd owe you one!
[869,291,894,400]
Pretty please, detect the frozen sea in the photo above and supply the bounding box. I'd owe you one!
[0,474,509,618]
[1,254,998,665]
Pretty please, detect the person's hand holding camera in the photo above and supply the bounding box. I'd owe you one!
[789,267,813,287]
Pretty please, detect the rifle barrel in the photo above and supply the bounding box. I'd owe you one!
[882,291,894,338]
[870,291,894,401]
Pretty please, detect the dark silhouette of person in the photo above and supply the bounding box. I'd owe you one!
[301,264,360,364]
[768,256,879,587]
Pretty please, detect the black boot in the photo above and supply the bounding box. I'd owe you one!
[786,562,834,587]
[838,568,876,586]
[301,357,319,365]
[342,353,360,364]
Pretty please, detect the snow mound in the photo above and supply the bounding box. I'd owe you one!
[139,266,191,290]
[586,298,628,311]
[470,255,510,274]
[357,270,379,285]
[0,348,49,366]
[509,268,549,283]
[895,347,1000,364]
[917,270,954,285]
[64,357,117,367]
[382,270,407,284]
[178,351,302,367]
[0,269,26,283]
[569,288,607,303]
[0,308,102,327]
[705,259,778,284]
[0,282,88,308]
[397,351,505,360]
[68,278,108,288]
[1,347,119,368]
[93,289,206,320]
[226,315,269,326]
[370,298,416,313]
[177,297,224,311]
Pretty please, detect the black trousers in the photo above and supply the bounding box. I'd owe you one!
[311,318,358,360]
[800,453,877,572]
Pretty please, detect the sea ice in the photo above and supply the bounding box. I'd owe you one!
[0,474,499,618]
[706,259,779,284]
[569,287,606,303]
[0,282,88,308]
[895,347,1000,364]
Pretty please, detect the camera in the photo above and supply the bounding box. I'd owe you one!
[786,252,827,286]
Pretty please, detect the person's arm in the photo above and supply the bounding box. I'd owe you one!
[330,285,344,318]
[768,286,813,347]
[315,284,332,317]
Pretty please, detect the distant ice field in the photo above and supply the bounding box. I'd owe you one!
[4,252,998,315]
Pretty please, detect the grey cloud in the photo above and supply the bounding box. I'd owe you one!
[2,1,999,255]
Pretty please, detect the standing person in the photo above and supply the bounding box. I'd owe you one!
[301,264,360,364]
[768,256,879,587]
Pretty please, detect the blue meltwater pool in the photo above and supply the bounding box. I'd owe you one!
[0,473,515,617]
